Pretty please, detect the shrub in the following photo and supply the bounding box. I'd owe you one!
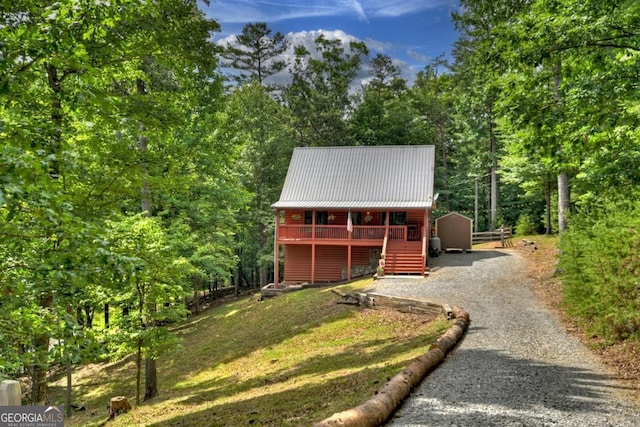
[515,213,539,236]
[559,193,640,344]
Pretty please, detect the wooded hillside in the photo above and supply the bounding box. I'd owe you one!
[1,0,638,409]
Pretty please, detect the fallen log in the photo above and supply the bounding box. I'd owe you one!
[313,306,469,427]
[364,293,443,318]
[332,290,376,307]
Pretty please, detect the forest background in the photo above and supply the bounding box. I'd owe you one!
[1,0,638,409]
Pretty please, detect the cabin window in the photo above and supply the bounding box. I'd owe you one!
[305,211,329,225]
[352,212,362,225]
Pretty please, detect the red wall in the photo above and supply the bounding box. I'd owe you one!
[284,245,380,283]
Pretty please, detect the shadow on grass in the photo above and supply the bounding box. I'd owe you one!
[171,326,444,406]
[55,283,447,426]
[144,340,435,427]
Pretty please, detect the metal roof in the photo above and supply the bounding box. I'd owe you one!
[272,145,436,210]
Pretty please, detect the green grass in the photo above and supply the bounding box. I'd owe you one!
[49,278,450,426]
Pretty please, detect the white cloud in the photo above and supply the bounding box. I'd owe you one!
[365,0,453,18]
[206,0,452,24]
[218,29,422,88]
[343,0,368,22]
[362,37,392,53]
[406,49,429,64]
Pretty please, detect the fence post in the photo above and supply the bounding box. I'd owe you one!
[0,380,22,406]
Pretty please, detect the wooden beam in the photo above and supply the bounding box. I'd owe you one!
[347,244,352,281]
[311,210,316,284]
[274,210,280,289]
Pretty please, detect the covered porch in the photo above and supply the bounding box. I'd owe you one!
[273,209,430,287]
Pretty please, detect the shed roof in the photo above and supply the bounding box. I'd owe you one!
[272,145,436,210]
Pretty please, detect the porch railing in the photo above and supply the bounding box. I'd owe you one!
[278,225,410,241]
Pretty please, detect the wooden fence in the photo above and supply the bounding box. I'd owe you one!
[472,226,513,247]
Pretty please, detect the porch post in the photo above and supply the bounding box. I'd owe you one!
[311,210,316,284]
[347,245,352,281]
[423,209,429,269]
[274,209,280,288]
[385,210,390,235]
[347,209,352,281]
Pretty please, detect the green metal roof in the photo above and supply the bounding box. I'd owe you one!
[272,145,436,210]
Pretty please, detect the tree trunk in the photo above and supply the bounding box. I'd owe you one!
[31,293,53,405]
[314,306,469,427]
[553,58,569,233]
[259,266,267,289]
[144,357,158,401]
[193,276,200,315]
[488,102,498,230]
[31,63,66,405]
[438,123,450,212]
[46,63,62,179]
[136,339,142,405]
[104,303,110,328]
[544,176,552,235]
[84,304,94,328]
[66,361,72,418]
[557,171,569,232]
[137,76,159,401]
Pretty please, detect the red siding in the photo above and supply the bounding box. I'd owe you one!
[315,246,347,282]
[283,245,312,282]
[278,209,430,284]
[283,245,383,284]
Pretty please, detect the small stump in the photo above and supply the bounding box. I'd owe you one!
[109,396,132,419]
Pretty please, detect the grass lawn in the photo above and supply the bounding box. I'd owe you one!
[49,278,450,426]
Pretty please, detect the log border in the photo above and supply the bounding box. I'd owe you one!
[314,301,470,427]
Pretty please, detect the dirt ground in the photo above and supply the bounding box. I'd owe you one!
[489,239,640,405]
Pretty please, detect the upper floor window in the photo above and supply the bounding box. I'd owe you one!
[305,211,329,225]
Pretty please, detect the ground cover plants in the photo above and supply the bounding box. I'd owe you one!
[514,234,640,405]
[48,278,450,426]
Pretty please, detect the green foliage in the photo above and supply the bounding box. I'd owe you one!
[559,193,640,343]
[284,34,368,147]
[0,0,228,403]
[515,213,539,236]
[98,211,190,407]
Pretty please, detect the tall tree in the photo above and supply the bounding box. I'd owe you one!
[411,62,456,211]
[284,34,368,146]
[351,54,413,146]
[493,0,640,231]
[451,0,533,230]
[0,0,223,404]
[221,22,289,85]
[0,0,146,403]
[221,83,295,287]
[107,0,220,401]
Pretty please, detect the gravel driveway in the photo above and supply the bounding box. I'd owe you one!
[366,249,640,426]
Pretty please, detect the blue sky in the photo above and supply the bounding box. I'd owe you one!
[202,1,460,85]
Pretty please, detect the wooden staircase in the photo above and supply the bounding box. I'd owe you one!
[384,241,425,275]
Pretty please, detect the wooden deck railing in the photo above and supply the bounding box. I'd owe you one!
[278,225,410,242]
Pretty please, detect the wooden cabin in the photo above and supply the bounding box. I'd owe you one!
[271,145,436,287]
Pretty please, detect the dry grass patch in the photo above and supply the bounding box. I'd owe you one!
[49,278,449,426]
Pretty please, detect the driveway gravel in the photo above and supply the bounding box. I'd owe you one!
[366,249,640,426]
